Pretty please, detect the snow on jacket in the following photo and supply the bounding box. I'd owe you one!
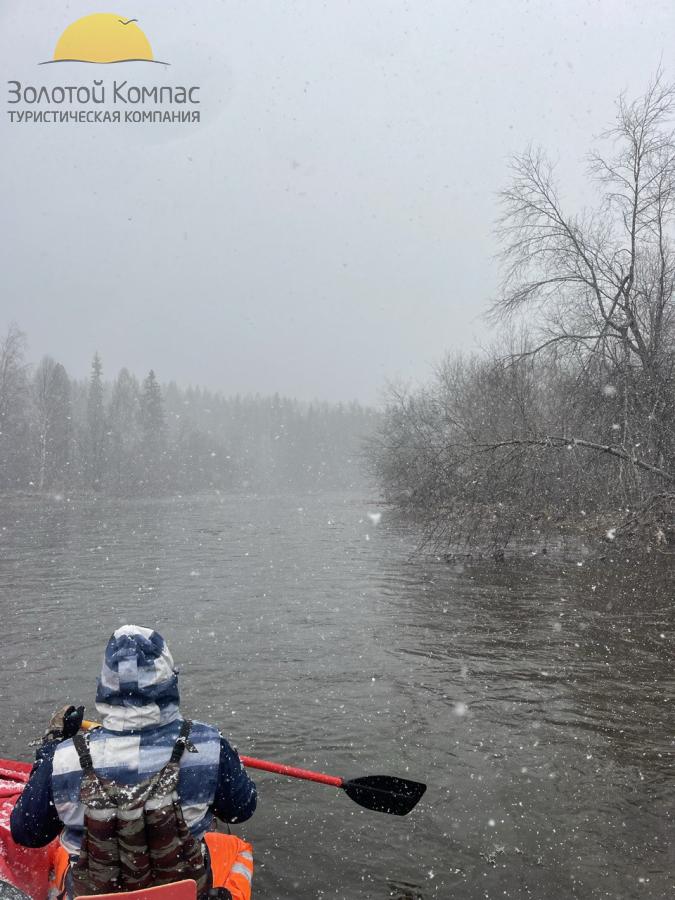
[10,625,256,851]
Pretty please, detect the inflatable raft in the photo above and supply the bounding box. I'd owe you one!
[0,759,252,900]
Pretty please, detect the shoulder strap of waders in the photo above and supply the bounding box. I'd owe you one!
[71,719,195,775]
[72,732,94,772]
[169,718,195,763]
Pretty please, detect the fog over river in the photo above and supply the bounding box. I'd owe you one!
[0,492,671,899]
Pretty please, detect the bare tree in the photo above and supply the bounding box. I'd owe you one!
[86,352,106,490]
[32,356,71,490]
[0,324,29,490]
[494,73,675,487]
[0,324,27,425]
[370,78,675,554]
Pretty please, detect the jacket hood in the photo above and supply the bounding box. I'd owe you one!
[95,625,180,731]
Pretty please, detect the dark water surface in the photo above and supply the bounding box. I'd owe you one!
[0,492,672,899]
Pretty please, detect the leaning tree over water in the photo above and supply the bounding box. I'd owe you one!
[371,75,675,552]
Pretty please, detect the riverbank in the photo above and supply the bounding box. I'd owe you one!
[384,494,675,563]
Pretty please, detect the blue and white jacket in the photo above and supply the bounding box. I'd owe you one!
[11,626,256,853]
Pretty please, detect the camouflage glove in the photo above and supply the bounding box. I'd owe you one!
[42,704,85,743]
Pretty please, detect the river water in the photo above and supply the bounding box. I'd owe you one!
[0,492,672,899]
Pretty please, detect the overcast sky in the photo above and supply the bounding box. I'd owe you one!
[1,0,673,403]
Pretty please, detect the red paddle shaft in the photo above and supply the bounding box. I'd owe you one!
[240,755,343,788]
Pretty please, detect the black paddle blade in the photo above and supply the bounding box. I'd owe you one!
[342,775,426,816]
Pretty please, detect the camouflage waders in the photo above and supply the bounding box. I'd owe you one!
[70,720,210,897]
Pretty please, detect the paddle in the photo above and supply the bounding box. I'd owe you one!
[81,721,425,816]
[238,755,426,816]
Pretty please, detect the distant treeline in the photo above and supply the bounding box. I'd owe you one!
[0,327,377,495]
[369,77,675,552]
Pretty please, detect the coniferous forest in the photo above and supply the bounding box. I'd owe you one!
[0,326,377,496]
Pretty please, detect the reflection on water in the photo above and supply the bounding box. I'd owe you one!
[0,492,671,899]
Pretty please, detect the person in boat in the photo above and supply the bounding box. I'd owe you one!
[10,625,256,900]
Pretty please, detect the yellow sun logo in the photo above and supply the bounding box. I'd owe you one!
[44,13,166,65]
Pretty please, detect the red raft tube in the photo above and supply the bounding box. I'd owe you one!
[0,759,55,900]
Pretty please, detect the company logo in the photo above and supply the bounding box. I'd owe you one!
[6,12,205,126]
[41,12,168,66]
